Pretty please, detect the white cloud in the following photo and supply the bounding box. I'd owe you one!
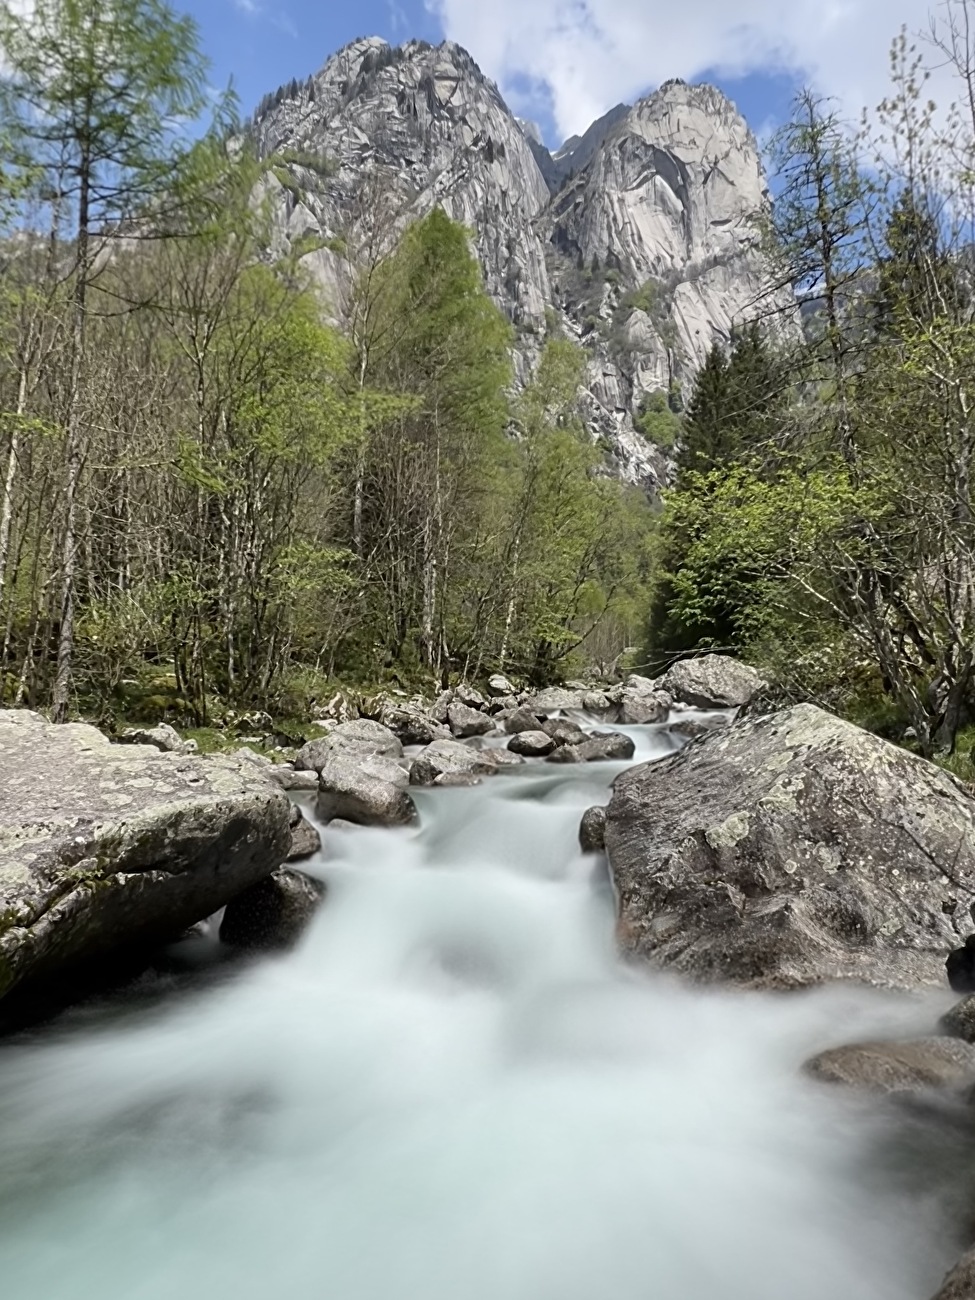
[426,0,937,140]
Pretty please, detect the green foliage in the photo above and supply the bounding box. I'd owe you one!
[633,391,681,447]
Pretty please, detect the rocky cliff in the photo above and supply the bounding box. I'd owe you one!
[250,39,785,488]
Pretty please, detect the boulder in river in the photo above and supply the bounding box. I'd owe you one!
[579,807,607,854]
[546,731,636,763]
[508,730,556,758]
[804,1038,975,1095]
[487,673,516,697]
[316,754,416,827]
[447,701,495,739]
[295,720,403,772]
[658,654,765,709]
[618,675,671,725]
[931,1248,975,1300]
[504,705,544,735]
[524,687,588,716]
[939,996,975,1043]
[287,807,322,862]
[541,719,587,746]
[410,739,500,786]
[270,766,320,792]
[0,709,291,1002]
[220,868,325,951]
[605,703,975,989]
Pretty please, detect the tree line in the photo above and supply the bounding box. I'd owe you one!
[650,0,975,757]
[0,0,653,727]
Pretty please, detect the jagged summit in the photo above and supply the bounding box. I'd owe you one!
[249,36,785,489]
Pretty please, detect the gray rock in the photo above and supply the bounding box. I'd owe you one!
[930,1248,975,1300]
[579,807,607,854]
[410,739,500,786]
[659,655,765,709]
[526,687,589,715]
[619,681,670,724]
[287,811,322,862]
[316,754,417,827]
[487,674,516,697]
[547,731,636,763]
[668,715,732,741]
[382,707,450,747]
[483,748,524,769]
[220,868,325,951]
[453,684,487,710]
[605,704,975,990]
[803,1038,975,1095]
[295,719,403,772]
[541,719,587,746]
[433,772,484,787]
[940,996,975,1043]
[504,705,545,735]
[0,709,291,1002]
[508,730,556,757]
[582,690,615,713]
[270,766,320,791]
[116,722,195,754]
[447,701,494,739]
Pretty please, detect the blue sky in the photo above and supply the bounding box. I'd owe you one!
[182,0,926,149]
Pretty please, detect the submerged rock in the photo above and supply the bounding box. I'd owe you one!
[659,654,765,709]
[605,704,975,989]
[0,709,290,1002]
[804,1038,975,1095]
[220,868,325,951]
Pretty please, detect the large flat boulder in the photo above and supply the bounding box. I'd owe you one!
[294,719,403,772]
[658,654,765,709]
[0,710,290,1002]
[605,704,975,990]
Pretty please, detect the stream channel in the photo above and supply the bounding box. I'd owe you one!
[0,714,972,1298]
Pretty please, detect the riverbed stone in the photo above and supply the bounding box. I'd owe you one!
[220,868,325,951]
[316,754,416,827]
[504,706,544,735]
[270,766,320,792]
[508,730,556,757]
[546,731,636,763]
[930,1248,975,1299]
[0,709,291,1002]
[410,739,500,786]
[541,719,587,746]
[940,996,975,1043]
[605,703,975,990]
[287,809,321,862]
[447,701,495,738]
[804,1038,975,1095]
[524,687,588,715]
[579,807,607,853]
[658,654,765,709]
[294,720,403,772]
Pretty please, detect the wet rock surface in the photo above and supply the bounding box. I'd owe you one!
[605,703,975,989]
[220,868,325,951]
[804,1038,975,1096]
[0,709,291,1003]
[316,754,416,827]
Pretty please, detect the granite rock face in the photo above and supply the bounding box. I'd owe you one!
[605,704,975,989]
[251,40,790,489]
[0,710,290,1001]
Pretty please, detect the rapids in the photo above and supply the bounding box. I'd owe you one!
[0,718,969,1299]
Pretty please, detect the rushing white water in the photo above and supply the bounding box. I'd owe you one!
[0,719,968,1300]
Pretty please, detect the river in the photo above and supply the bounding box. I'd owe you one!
[0,717,968,1299]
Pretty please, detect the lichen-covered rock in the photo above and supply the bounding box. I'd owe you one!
[508,730,556,758]
[410,739,501,786]
[316,754,416,827]
[0,709,291,1002]
[804,1038,975,1095]
[220,868,325,951]
[546,731,636,763]
[116,722,195,754]
[579,806,607,854]
[605,704,975,989]
[447,701,494,739]
[294,719,403,772]
[659,654,765,709]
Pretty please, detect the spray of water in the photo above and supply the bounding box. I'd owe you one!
[0,721,965,1300]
